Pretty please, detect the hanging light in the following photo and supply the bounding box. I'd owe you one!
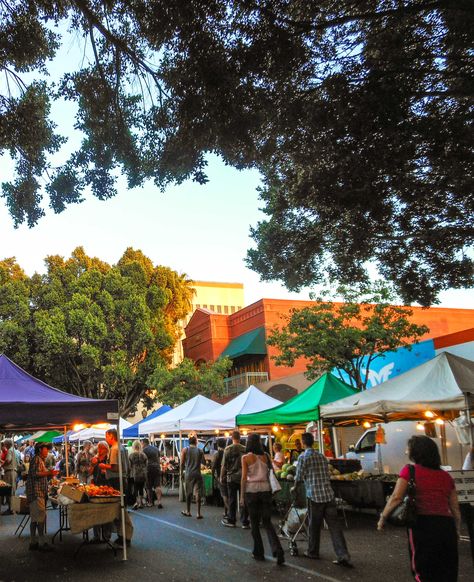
[214,429,219,434]
[416,422,425,431]
[160,433,165,439]
[424,411,435,419]
[224,431,230,438]
[363,421,372,429]
[435,418,445,426]
[73,423,86,431]
[242,429,248,436]
[272,426,279,433]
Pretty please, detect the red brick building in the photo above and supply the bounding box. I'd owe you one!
[183,298,474,397]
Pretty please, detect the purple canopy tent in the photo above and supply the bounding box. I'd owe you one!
[0,354,129,560]
[0,354,118,430]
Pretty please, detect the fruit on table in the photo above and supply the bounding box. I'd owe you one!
[77,484,120,496]
[282,463,292,472]
[286,474,295,482]
[280,471,288,479]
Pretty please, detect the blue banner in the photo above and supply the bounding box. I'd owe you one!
[334,339,435,389]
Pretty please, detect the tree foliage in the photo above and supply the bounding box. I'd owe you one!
[1,1,473,304]
[267,284,429,390]
[0,247,194,415]
[148,356,232,407]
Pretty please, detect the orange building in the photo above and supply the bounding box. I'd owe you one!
[183,298,474,395]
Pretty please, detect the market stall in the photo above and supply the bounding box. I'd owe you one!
[236,373,357,453]
[183,385,281,431]
[123,404,172,438]
[0,354,129,560]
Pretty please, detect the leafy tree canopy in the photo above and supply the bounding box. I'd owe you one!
[148,356,232,407]
[1,1,473,304]
[0,247,194,415]
[267,283,429,390]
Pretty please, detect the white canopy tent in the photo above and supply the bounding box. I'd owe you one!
[320,352,474,427]
[180,385,282,431]
[138,394,221,435]
[68,417,132,442]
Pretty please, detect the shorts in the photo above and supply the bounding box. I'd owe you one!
[185,475,203,498]
[147,466,161,488]
[219,481,228,498]
[29,498,46,523]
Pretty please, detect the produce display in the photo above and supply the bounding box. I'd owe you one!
[276,463,296,482]
[329,465,398,482]
[77,484,121,497]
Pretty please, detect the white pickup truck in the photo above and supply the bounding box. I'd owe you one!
[344,421,468,474]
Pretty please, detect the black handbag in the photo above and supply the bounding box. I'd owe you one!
[387,464,417,527]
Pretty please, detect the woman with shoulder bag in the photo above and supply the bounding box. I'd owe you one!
[378,435,461,582]
[241,433,284,565]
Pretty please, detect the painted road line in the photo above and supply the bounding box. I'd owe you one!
[130,510,344,582]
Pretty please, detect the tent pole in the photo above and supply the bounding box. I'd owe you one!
[465,394,474,448]
[331,426,340,458]
[64,426,70,479]
[268,430,273,459]
[179,428,184,502]
[439,421,448,466]
[321,420,326,455]
[115,419,127,561]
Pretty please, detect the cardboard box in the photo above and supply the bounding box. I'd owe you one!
[60,484,86,503]
[11,495,29,515]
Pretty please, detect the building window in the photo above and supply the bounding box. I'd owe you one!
[230,306,236,313]
[217,305,222,313]
[210,305,215,311]
[237,306,242,311]
[224,306,229,314]
[203,304,208,309]
[196,304,200,309]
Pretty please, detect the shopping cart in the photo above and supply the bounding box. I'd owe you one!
[278,485,308,556]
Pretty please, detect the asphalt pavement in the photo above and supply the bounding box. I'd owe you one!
[0,496,472,582]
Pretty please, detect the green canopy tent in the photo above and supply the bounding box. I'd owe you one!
[34,430,61,443]
[236,373,357,454]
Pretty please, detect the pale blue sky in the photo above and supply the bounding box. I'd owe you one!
[0,23,472,309]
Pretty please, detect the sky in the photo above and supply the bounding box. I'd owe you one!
[1,22,472,309]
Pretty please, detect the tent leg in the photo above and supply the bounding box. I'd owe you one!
[318,420,324,455]
[439,421,448,466]
[64,426,69,479]
[465,395,474,448]
[116,420,127,561]
[179,430,184,502]
[331,427,340,458]
[268,431,273,459]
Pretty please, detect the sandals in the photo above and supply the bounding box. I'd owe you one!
[181,510,191,517]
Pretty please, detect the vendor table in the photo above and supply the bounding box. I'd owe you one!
[50,499,133,556]
[450,469,474,567]
[330,480,395,511]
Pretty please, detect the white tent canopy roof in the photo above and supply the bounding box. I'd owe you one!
[180,385,282,431]
[320,352,474,423]
[68,417,131,442]
[139,394,221,435]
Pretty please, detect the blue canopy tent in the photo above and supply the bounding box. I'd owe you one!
[52,430,75,444]
[123,405,172,438]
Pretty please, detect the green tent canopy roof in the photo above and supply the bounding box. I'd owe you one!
[220,327,267,359]
[34,430,61,443]
[236,373,357,426]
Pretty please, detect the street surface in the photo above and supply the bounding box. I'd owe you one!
[0,496,472,582]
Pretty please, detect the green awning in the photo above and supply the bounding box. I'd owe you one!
[34,430,61,443]
[220,327,267,359]
[236,373,357,426]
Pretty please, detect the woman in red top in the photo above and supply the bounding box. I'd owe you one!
[378,435,461,582]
